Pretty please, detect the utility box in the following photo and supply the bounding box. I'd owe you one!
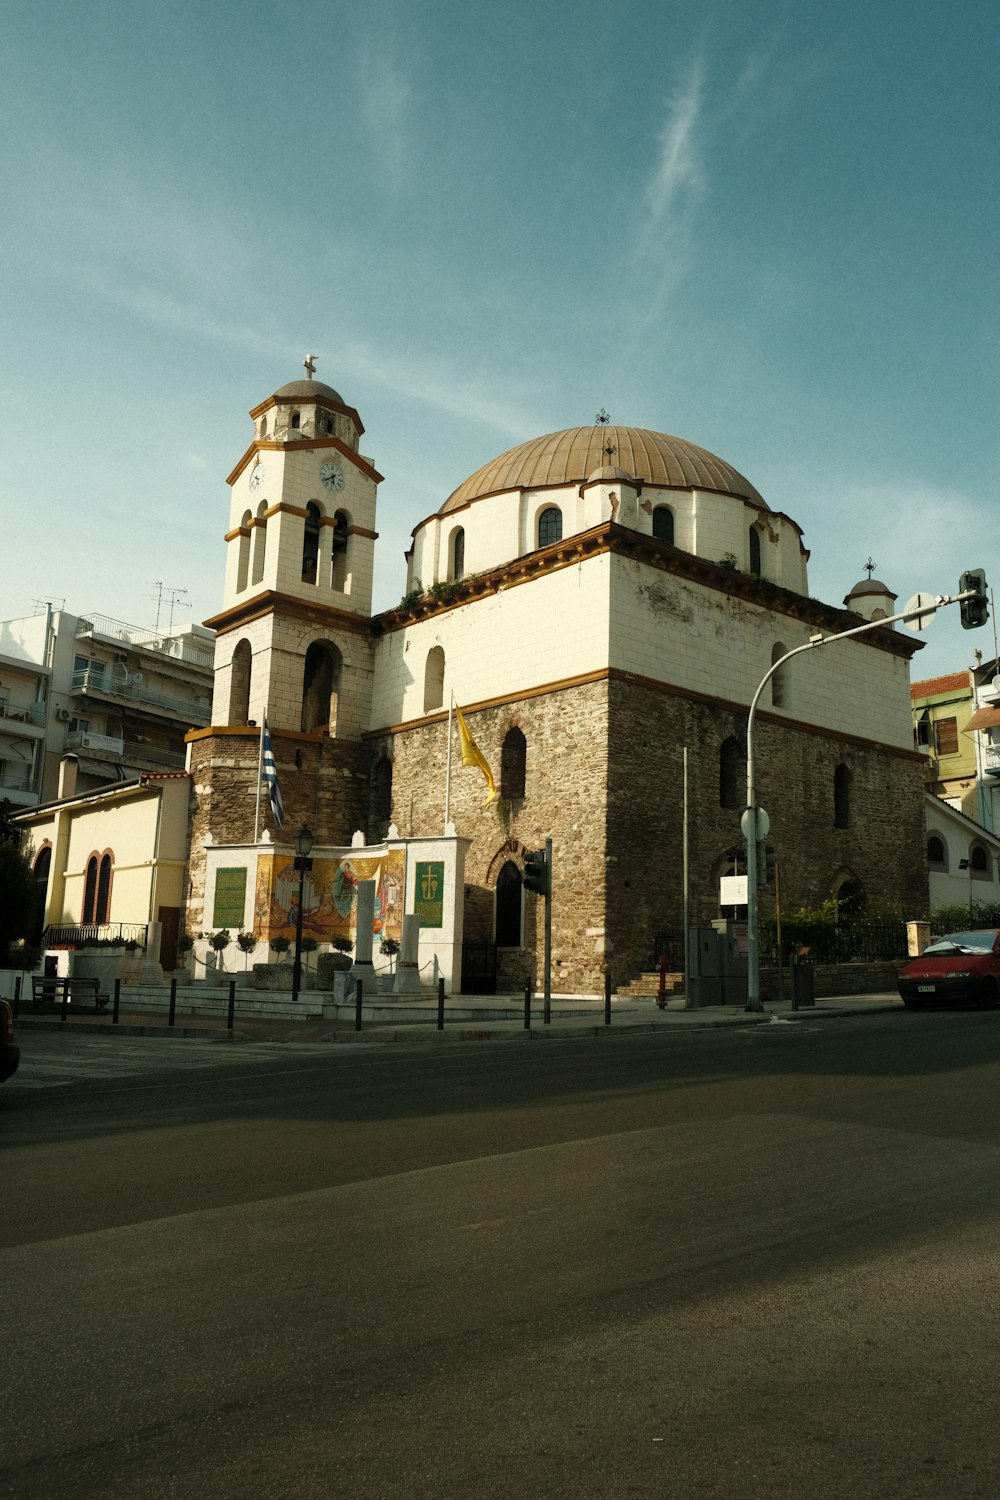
[689,924,748,1005]
[790,953,815,1008]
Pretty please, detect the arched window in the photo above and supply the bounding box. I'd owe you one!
[495,860,523,947]
[371,755,393,828]
[32,845,51,939]
[719,737,744,809]
[331,510,349,592]
[450,527,465,582]
[324,416,334,434]
[423,646,445,713]
[749,526,762,576]
[538,507,562,547]
[970,842,991,879]
[771,642,789,708]
[259,415,267,438]
[927,835,947,869]
[302,501,321,585]
[229,639,252,724]
[251,501,267,585]
[301,640,343,734]
[834,764,852,829]
[652,506,674,544]
[501,727,526,800]
[291,411,301,430]
[237,510,252,593]
[82,851,113,925]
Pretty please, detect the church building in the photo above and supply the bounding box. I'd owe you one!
[183,364,928,994]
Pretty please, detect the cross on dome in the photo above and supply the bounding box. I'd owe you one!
[864,557,876,578]
[303,354,317,380]
[595,407,611,426]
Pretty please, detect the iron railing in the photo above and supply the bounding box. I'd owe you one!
[759,920,909,966]
[461,938,497,994]
[651,930,685,971]
[43,923,149,950]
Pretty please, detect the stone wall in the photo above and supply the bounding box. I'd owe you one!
[185,727,370,936]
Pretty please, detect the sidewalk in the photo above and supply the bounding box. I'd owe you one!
[12,990,904,1047]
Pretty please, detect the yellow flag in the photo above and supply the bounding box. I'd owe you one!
[456,705,496,806]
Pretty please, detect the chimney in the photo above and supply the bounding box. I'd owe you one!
[58,753,79,800]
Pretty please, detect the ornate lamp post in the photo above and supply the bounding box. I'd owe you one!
[291,824,314,1005]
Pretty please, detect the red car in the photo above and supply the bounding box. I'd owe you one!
[1,996,19,1082]
[897,929,1000,1009]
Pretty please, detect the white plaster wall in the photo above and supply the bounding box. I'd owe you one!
[607,554,914,748]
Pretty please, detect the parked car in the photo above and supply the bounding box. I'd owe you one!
[1,996,19,1082]
[897,929,1000,1009]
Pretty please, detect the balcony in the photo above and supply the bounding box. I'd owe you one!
[0,767,39,806]
[0,702,45,739]
[984,744,1000,777]
[63,729,186,772]
[70,667,210,724]
[76,614,214,670]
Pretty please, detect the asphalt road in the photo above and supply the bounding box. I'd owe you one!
[5,1010,1000,1499]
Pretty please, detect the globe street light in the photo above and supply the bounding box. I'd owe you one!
[291,824,314,1005]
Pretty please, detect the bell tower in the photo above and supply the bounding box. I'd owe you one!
[207,358,382,739]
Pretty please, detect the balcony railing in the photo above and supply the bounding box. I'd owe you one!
[64,729,125,756]
[76,614,214,669]
[43,923,149,950]
[71,667,210,721]
[984,744,1000,777]
[0,768,33,792]
[0,703,45,729]
[63,730,186,771]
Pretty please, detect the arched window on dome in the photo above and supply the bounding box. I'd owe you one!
[324,416,334,435]
[719,737,744,810]
[495,860,523,948]
[770,643,789,709]
[237,510,252,593]
[331,510,350,592]
[748,525,762,576]
[834,764,852,829]
[501,727,526,800]
[251,501,268,586]
[259,415,267,438]
[291,411,301,430]
[424,647,445,714]
[538,507,562,548]
[229,639,252,725]
[302,501,321,585]
[449,527,465,583]
[652,506,674,544]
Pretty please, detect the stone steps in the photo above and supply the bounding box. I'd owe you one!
[616,972,684,999]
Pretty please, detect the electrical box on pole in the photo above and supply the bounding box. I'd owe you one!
[959,569,989,629]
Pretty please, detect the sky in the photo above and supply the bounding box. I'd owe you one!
[1,0,997,682]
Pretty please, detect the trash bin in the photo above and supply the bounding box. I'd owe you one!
[790,954,815,1008]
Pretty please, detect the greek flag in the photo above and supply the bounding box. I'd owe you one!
[262,719,284,829]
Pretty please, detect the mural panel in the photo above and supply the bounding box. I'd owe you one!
[253,850,405,944]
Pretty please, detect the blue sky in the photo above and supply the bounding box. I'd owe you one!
[2,0,997,679]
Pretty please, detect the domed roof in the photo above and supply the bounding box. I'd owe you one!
[441,425,765,514]
[272,378,346,405]
[845,577,895,599]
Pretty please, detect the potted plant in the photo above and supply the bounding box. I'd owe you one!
[379,936,400,991]
[300,935,318,972]
[270,934,290,959]
[209,928,231,972]
[236,931,257,969]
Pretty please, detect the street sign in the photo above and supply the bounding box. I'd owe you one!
[740,806,770,840]
[903,592,938,632]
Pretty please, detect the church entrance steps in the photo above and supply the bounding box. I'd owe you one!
[615,972,684,999]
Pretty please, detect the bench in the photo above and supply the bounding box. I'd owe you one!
[31,976,110,1014]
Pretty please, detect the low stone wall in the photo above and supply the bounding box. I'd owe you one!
[760,960,902,1002]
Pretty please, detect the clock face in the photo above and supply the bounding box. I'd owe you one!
[320,461,345,492]
[249,463,265,493]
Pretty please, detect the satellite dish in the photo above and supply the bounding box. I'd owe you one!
[992,675,1000,692]
[903,592,937,632]
[131,672,143,685]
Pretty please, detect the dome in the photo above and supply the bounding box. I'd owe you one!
[272,378,346,405]
[441,425,765,514]
[845,577,896,600]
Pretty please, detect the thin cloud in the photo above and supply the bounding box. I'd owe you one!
[644,59,706,232]
[359,42,413,185]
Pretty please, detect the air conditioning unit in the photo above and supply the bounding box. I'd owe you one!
[56,707,71,721]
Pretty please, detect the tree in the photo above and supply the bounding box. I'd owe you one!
[0,836,39,961]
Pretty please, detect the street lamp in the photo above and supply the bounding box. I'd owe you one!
[291,824,314,1005]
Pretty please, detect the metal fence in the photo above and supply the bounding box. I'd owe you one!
[650,930,685,971]
[760,920,909,966]
[43,923,150,949]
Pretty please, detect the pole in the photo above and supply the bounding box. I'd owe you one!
[542,836,553,1025]
[604,971,612,1026]
[227,979,236,1031]
[168,976,177,1027]
[113,976,121,1024]
[253,720,265,844]
[745,586,977,1013]
[683,745,695,1007]
[292,860,306,1004]
[355,976,363,1032]
[444,695,454,832]
[437,975,445,1030]
[523,975,531,1029]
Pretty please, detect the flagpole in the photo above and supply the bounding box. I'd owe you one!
[444,694,454,832]
[254,719,265,843]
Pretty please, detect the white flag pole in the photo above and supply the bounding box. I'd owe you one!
[444,693,454,832]
[254,720,265,844]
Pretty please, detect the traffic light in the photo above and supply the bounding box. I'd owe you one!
[522,848,549,896]
[959,569,989,630]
